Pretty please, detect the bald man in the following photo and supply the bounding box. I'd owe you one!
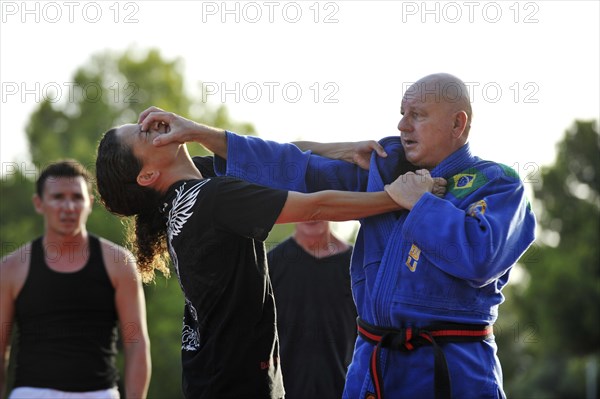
[140,73,536,399]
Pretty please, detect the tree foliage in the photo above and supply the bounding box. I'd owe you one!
[502,120,600,398]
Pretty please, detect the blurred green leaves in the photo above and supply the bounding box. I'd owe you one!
[500,120,599,398]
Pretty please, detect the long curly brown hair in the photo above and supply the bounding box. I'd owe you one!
[95,128,170,283]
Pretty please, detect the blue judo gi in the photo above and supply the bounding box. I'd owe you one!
[214,133,536,399]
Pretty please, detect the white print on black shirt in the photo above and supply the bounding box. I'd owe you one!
[166,180,211,351]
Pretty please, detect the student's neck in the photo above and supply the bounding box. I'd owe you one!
[154,155,204,193]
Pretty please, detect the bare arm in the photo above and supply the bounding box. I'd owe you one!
[0,245,32,399]
[0,255,18,399]
[138,106,228,159]
[276,190,400,224]
[293,140,387,170]
[276,169,446,224]
[103,242,151,399]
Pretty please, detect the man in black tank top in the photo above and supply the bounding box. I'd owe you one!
[0,160,151,399]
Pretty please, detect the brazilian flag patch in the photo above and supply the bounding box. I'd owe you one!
[448,168,488,199]
[455,174,476,188]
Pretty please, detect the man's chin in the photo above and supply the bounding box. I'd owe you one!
[404,152,419,165]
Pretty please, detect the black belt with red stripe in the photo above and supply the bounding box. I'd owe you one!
[357,317,493,399]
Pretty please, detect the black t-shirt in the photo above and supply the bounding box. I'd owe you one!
[267,238,358,399]
[161,176,287,399]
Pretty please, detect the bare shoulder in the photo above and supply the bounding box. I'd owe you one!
[98,237,133,267]
[98,237,138,285]
[0,242,32,296]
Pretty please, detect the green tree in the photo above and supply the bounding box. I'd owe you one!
[502,120,600,398]
[0,47,284,398]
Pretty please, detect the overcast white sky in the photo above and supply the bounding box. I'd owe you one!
[1,0,599,183]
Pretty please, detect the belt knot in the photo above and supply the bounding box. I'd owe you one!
[379,327,422,351]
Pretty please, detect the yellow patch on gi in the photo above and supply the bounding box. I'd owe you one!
[453,173,477,189]
[468,199,487,217]
[405,244,421,272]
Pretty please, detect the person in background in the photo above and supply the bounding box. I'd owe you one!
[0,160,151,399]
[267,221,357,399]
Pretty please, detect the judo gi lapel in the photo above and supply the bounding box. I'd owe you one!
[362,137,414,326]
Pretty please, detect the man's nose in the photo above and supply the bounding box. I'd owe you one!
[398,117,410,132]
[62,199,76,210]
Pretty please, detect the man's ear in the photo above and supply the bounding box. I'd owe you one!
[452,111,468,138]
[32,194,43,215]
[137,170,160,187]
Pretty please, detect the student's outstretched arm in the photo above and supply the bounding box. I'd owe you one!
[276,169,444,224]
